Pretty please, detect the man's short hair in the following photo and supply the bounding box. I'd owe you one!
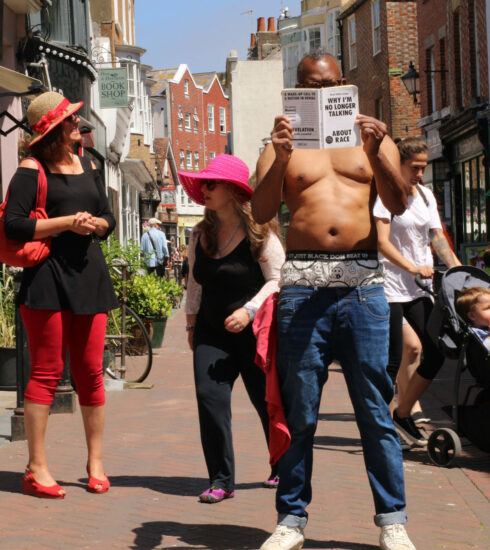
[296,49,341,82]
[455,286,490,322]
[396,137,429,163]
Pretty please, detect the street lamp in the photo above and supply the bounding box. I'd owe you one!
[401,61,420,104]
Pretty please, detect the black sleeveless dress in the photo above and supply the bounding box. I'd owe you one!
[193,237,265,345]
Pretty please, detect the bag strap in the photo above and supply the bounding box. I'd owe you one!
[148,231,157,253]
[391,184,430,221]
[416,184,429,207]
[25,157,48,210]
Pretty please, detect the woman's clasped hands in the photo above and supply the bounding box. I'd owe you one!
[71,211,97,236]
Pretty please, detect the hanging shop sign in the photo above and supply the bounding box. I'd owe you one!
[98,67,128,108]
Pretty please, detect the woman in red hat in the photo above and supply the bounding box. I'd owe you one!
[5,91,118,498]
[180,154,285,503]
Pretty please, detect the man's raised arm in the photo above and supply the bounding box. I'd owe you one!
[357,114,409,216]
[252,116,293,224]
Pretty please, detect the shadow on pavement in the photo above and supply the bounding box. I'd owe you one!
[314,434,363,456]
[130,521,379,549]
[318,413,356,422]
[105,475,263,496]
[0,470,20,494]
[403,445,490,472]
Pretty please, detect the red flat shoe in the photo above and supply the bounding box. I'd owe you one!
[22,467,65,499]
[86,466,110,494]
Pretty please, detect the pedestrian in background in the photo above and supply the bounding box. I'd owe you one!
[374,137,460,447]
[5,91,118,498]
[180,244,189,288]
[179,154,285,504]
[140,217,168,276]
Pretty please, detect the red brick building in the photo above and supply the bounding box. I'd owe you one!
[339,0,421,139]
[150,65,230,244]
[417,0,489,251]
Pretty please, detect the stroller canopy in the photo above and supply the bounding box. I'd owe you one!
[436,266,490,354]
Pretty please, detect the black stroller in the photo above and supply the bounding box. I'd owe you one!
[416,265,490,467]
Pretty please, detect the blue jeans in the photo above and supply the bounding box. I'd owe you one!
[276,284,407,529]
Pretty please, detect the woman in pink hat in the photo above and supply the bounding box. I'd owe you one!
[5,91,118,498]
[180,154,285,503]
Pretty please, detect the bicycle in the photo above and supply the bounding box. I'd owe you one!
[104,260,153,383]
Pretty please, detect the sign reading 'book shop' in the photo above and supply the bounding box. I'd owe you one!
[282,85,361,149]
[98,67,128,109]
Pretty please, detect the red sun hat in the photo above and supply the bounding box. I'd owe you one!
[27,91,83,147]
[178,154,251,206]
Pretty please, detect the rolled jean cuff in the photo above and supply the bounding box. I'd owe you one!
[374,511,407,527]
[278,513,308,530]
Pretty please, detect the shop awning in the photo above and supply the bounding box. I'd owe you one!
[0,66,44,98]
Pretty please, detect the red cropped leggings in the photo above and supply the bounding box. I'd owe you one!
[21,306,107,407]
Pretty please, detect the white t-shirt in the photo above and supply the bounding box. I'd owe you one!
[373,186,442,302]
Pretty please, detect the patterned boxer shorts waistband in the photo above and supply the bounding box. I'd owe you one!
[286,249,378,262]
[280,256,384,288]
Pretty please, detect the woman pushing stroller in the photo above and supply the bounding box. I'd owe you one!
[374,137,461,446]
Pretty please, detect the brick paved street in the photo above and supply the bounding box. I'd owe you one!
[0,305,489,550]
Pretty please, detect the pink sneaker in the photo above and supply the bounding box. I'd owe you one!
[263,475,280,488]
[198,486,235,503]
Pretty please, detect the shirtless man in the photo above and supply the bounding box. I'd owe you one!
[252,52,416,550]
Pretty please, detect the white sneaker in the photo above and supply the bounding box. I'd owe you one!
[259,524,305,550]
[380,524,416,550]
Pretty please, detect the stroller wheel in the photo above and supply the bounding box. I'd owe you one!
[427,428,461,467]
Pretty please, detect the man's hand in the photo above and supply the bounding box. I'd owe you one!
[271,115,294,164]
[356,114,388,157]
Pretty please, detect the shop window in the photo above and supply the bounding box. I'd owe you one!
[34,0,90,52]
[462,155,487,243]
[327,9,341,59]
[348,17,357,70]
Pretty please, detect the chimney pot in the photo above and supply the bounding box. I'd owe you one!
[250,33,256,48]
[257,17,265,32]
[267,17,276,31]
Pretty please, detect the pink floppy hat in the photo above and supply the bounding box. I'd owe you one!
[178,154,251,206]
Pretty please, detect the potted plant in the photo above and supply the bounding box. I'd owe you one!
[0,265,17,389]
[163,278,184,309]
[125,273,173,349]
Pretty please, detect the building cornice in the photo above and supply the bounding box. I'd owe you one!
[4,0,44,14]
[115,43,147,57]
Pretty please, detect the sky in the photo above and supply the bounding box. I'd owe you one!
[134,0,302,74]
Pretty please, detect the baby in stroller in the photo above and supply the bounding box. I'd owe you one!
[456,286,490,352]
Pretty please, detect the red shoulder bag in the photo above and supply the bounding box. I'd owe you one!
[0,158,51,267]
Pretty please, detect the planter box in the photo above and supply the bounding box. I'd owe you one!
[142,317,167,349]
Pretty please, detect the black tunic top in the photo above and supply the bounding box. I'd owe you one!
[4,156,118,314]
[193,237,265,333]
